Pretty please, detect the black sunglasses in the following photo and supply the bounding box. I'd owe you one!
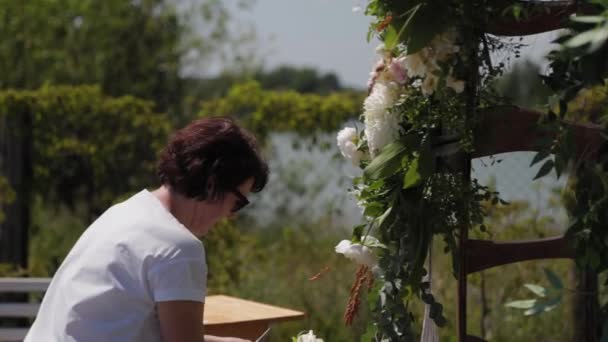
[230,188,250,213]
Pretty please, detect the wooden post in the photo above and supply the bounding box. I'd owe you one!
[0,110,32,270]
[573,267,599,342]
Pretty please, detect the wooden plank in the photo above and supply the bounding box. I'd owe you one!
[465,235,575,274]
[485,1,576,36]
[0,328,28,341]
[474,106,603,160]
[0,303,40,317]
[203,295,305,326]
[0,278,51,292]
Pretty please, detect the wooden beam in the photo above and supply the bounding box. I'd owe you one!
[485,1,576,36]
[465,235,575,274]
[473,106,603,160]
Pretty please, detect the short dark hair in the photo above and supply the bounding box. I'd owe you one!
[157,117,269,200]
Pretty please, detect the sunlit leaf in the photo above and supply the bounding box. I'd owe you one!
[505,299,537,309]
[523,284,547,297]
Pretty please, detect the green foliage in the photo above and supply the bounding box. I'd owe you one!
[198,81,363,139]
[253,66,343,94]
[181,66,346,121]
[492,59,553,110]
[0,0,179,108]
[505,268,564,316]
[0,85,171,217]
[0,0,253,118]
[205,220,369,341]
[28,196,89,276]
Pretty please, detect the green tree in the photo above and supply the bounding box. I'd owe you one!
[0,85,171,268]
[0,0,252,113]
[198,80,363,140]
[253,65,342,94]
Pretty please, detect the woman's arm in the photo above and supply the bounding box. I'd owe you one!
[157,301,251,342]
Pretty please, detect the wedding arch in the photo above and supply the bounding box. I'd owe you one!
[335,1,608,341]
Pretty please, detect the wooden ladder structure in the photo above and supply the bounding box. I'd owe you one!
[457,104,603,337]
[456,2,603,340]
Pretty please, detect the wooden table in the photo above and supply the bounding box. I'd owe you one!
[203,295,305,340]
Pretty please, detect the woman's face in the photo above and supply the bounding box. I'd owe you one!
[189,178,254,236]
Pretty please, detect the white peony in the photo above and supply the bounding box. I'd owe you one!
[335,240,378,268]
[336,127,364,166]
[297,330,324,342]
[363,81,402,156]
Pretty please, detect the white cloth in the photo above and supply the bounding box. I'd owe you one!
[25,189,207,342]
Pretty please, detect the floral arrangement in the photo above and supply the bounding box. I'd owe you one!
[334,3,498,340]
[334,0,608,340]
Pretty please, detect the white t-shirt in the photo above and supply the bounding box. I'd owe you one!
[25,189,207,342]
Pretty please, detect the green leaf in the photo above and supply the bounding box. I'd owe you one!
[402,2,448,54]
[364,202,385,217]
[403,158,421,189]
[377,205,393,229]
[364,141,408,179]
[352,224,365,242]
[361,235,387,249]
[570,16,606,24]
[505,299,537,309]
[533,159,554,180]
[523,284,547,297]
[383,25,399,51]
[543,268,563,289]
[530,151,550,167]
[524,296,562,316]
[564,25,608,53]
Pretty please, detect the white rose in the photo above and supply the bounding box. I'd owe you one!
[446,74,465,93]
[335,240,378,268]
[297,330,324,342]
[336,127,364,166]
[421,73,439,96]
[403,52,427,77]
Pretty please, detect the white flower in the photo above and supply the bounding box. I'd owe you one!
[421,73,439,96]
[403,52,427,78]
[375,43,391,61]
[431,30,459,61]
[446,74,465,94]
[335,240,378,268]
[367,59,385,92]
[336,127,364,166]
[363,81,402,155]
[297,330,324,342]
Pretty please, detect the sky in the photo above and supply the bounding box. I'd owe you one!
[234,0,560,89]
[234,0,377,88]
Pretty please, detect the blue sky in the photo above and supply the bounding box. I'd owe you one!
[233,0,558,88]
[236,0,377,88]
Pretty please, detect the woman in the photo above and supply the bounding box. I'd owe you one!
[25,117,269,342]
